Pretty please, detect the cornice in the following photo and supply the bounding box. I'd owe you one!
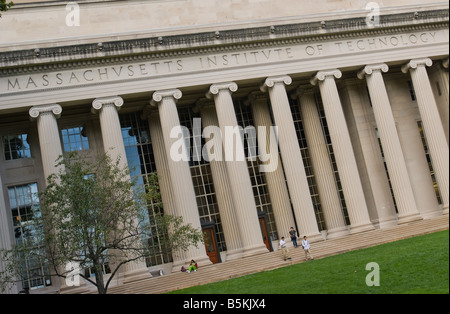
[0,9,448,76]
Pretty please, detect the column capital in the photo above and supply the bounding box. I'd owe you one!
[260,75,292,92]
[92,96,124,112]
[401,58,433,73]
[29,104,62,120]
[442,58,449,69]
[310,69,342,85]
[206,82,238,99]
[357,63,389,79]
[151,89,182,106]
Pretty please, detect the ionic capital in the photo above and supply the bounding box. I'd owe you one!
[206,82,238,99]
[310,69,342,86]
[401,58,433,73]
[150,89,182,107]
[92,96,124,112]
[29,104,62,120]
[442,58,449,69]
[260,75,292,92]
[357,63,389,79]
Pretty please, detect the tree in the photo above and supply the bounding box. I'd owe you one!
[0,1,14,17]
[0,151,204,294]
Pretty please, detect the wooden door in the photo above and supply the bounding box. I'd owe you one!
[259,217,272,252]
[202,227,220,264]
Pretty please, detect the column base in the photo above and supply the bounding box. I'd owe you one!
[350,222,375,234]
[122,267,152,284]
[242,243,269,258]
[376,216,399,229]
[224,248,244,261]
[420,208,444,220]
[304,232,325,243]
[325,226,350,239]
[397,212,423,225]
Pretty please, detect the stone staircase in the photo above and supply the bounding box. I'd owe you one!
[94,215,449,294]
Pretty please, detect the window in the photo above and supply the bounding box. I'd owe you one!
[61,126,89,152]
[8,183,52,290]
[3,133,31,160]
[418,121,442,204]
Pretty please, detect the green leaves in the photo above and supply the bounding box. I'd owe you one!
[1,151,204,294]
[0,1,14,17]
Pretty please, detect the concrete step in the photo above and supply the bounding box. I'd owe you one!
[83,215,449,294]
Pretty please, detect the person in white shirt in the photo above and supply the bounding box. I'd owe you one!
[301,236,314,261]
[279,237,292,261]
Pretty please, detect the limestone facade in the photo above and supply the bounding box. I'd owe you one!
[0,0,448,293]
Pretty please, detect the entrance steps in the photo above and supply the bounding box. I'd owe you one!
[88,215,449,294]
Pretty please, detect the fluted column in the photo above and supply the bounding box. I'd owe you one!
[342,82,398,227]
[145,110,177,218]
[92,96,150,278]
[260,76,322,241]
[402,58,449,212]
[311,70,374,233]
[29,104,64,182]
[144,109,185,269]
[0,175,16,294]
[296,88,349,238]
[358,64,422,223]
[247,92,296,240]
[195,99,243,261]
[151,89,212,266]
[92,96,128,169]
[206,82,268,257]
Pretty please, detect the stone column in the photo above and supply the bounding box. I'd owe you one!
[295,88,349,238]
[402,58,449,212]
[247,92,296,240]
[195,99,243,261]
[206,82,268,257]
[92,96,128,169]
[29,104,64,182]
[145,110,177,218]
[145,109,184,269]
[341,82,398,228]
[260,76,322,241]
[386,75,441,219]
[358,64,422,223]
[151,89,212,266]
[0,175,16,294]
[92,96,150,279]
[311,70,374,234]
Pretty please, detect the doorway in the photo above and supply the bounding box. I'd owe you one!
[202,222,221,264]
[258,212,273,252]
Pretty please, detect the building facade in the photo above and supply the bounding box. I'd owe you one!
[0,0,448,293]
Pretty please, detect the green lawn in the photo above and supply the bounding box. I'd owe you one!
[168,230,449,294]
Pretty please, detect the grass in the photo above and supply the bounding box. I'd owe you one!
[168,230,449,294]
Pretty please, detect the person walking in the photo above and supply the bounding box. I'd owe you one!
[289,227,299,248]
[279,237,292,261]
[301,236,314,261]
